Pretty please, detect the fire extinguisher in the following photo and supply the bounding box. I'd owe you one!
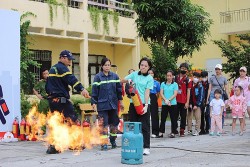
[20,119,26,141]
[12,118,19,138]
[128,83,144,115]
[76,119,81,127]
[25,121,31,140]
[82,120,90,129]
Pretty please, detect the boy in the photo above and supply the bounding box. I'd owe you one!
[187,72,204,136]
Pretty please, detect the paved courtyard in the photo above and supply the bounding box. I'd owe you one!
[0,118,250,167]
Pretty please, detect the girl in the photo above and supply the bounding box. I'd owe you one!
[148,69,161,138]
[209,89,225,136]
[122,57,154,155]
[91,57,124,150]
[227,86,247,136]
[159,70,178,138]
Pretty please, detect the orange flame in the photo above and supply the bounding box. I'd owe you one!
[26,106,105,153]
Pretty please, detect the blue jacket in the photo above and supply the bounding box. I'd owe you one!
[91,71,122,111]
[190,82,205,107]
[45,62,84,99]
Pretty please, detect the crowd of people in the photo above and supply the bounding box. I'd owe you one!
[33,50,250,156]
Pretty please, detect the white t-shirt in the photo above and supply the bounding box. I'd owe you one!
[210,99,225,115]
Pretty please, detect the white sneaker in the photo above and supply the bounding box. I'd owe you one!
[151,134,157,138]
[192,130,199,136]
[143,148,150,155]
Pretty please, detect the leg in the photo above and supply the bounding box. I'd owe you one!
[200,105,205,133]
[159,105,169,134]
[216,115,223,134]
[194,107,201,132]
[205,105,210,133]
[239,118,244,135]
[232,118,236,134]
[169,105,178,134]
[187,109,193,132]
[150,94,159,136]
[178,103,187,136]
[138,106,150,148]
[97,110,109,150]
[210,115,216,134]
[248,106,250,120]
[129,103,138,122]
[108,109,120,148]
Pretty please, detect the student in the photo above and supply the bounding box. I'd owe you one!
[159,70,178,138]
[125,69,135,121]
[187,72,204,136]
[148,68,161,138]
[91,57,124,151]
[227,86,247,136]
[122,57,154,155]
[209,89,225,136]
[175,63,192,137]
[200,71,210,135]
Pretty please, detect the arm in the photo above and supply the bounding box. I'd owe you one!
[169,90,178,101]
[91,75,100,106]
[196,85,205,107]
[144,89,150,105]
[33,88,43,100]
[185,88,191,109]
[206,83,212,104]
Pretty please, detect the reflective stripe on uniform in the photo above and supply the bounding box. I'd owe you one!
[92,80,120,86]
[110,133,117,137]
[101,135,108,139]
[73,81,80,88]
[49,72,72,77]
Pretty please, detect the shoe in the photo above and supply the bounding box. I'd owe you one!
[232,132,236,136]
[111,141,117,149]
[216,132,221,136]
[209,132,214,136]
[101,144,108,151]
[199,131,205,135]
[180,129,185,137]
[205,130,209,134]
[239,132,244,136]
[192,130,199,136]
[156,134,163,138]
[46,145,60,154]
[174,130,179,135]
[143,148,150,155]
[186,130,192,135]
[168,133,175,138]
[151,134,157,138]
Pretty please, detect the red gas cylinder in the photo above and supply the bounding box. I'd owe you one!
[20,119,26,141]
[129,84,144,115]
[82,120,90,128]
[12,118,19,138]
[25,121,31,140]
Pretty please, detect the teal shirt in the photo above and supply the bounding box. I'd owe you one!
[125,71,154,104]
[161,81,178,105]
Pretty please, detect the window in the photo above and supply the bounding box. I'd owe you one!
[67,0,80,9]
[29,50,52,82]
[88,55,105,84]
[72,53,80,94]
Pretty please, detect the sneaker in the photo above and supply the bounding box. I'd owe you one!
[101,144,108,151]
[239,132,244,136]
[180,129,185,137]
[199,131,205,135]
[168,133,175,138]
[143,148,150,155]
[192,130,199,136]
[232,132,236,136]
[209,132,214,136]
[46,145,60,154]
[216,132,221,136]
[151,134,157,138]
[187,130,192,135]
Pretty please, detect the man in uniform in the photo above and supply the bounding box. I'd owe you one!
[45,50,89,154]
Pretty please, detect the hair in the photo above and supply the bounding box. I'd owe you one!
[214,89,222,95]
[41,68,48,73]
[100,57,111,71]
[201,71,208,77]
[235,85,243,92]
[138,57,152,76]
[148,68,156,75]
[193,72,201,78]
[179,62,189,70]
[165,70,174,84]
[128,69,135,74]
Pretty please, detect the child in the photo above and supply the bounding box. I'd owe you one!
[187,72,204,136]
[209,89,225,136]
[227,86,247,136]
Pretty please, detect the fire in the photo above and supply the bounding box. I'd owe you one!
[26,106,105,153]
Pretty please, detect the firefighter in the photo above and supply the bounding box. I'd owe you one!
[45,50,89,154]
[91,57,124,151]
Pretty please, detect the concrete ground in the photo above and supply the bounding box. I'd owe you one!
[0,118,250,167]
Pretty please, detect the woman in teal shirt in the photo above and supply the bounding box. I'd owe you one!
[159,70,178,138]
[122,57,154,155]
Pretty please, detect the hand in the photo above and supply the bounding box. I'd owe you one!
[193,106,198,110]
[128,79,132,85]
[184,102,189,109]
[37,94,43,100]
[206,99,209,105]
[92,104,97,111]
[164,99,170,105]
[120,101,124,111]
[210,114,212,118]
[81,89,90,98]
[141,105,148,115]
[220,113,222,118]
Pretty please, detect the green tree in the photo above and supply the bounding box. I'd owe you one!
[150,43,177,82]
[213,34,250,80]
[133,0,213,59]
[20,12,40,94]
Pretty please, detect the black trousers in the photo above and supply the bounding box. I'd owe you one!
[200,104,210,132]
[160,105,178,134]
[177,103,187,130]
[150,94,159,135]
[129,103,150,148]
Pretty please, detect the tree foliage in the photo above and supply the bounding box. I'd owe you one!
[213,34,250,80]
[20,12,40,94]
[150,43,177,82]
[133,0,213,59]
